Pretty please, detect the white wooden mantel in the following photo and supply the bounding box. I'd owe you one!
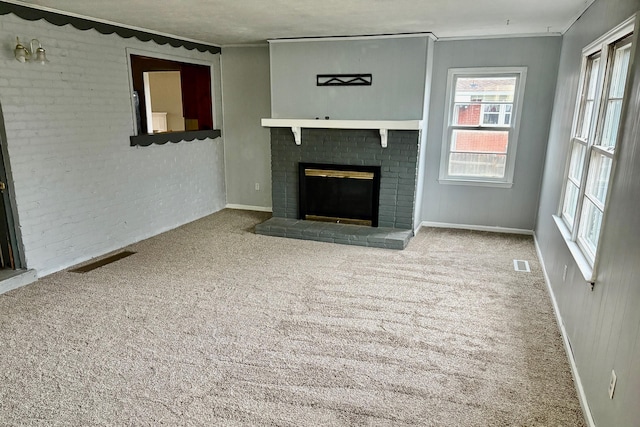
[260,118,422,148]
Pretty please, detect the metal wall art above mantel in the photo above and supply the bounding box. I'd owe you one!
[317,74,372,86]
[0,1,221,54]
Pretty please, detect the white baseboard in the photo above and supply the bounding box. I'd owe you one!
[226,204,272,213]
[418,221,534,235]
[533,235,595,427]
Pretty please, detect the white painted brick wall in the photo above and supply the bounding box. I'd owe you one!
[0,13,226,277]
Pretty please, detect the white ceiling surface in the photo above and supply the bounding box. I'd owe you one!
[16,0,595,46]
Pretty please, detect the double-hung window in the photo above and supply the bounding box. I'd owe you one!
[440,67,527,187]
[557,18,634,280]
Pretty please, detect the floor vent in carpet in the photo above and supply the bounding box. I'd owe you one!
[513,259,530,272]
[70,251,136,273]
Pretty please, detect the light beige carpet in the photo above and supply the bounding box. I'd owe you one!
[0,209,585,426]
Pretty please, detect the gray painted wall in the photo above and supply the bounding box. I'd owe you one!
[420,36,562,231]
[269,36,429,120]
[413,37,435,232]
[535,0,640,425]
[221,46,272,209]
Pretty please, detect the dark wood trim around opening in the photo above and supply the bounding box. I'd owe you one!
[130,129,221,147]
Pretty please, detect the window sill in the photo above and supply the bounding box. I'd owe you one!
[130,129,221,147]
[437,178,513,189]
[552,215,595,283]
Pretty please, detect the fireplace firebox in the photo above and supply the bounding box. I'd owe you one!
[299,163,381,227]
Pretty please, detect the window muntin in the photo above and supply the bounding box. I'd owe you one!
[441,68,526,185]
[560,27,633,270]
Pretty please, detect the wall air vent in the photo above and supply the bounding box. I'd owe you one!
[70,251,136,273]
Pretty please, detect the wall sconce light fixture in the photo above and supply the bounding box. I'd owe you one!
[14,37,48,64]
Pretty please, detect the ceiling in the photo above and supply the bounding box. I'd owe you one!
[14,0,595,46]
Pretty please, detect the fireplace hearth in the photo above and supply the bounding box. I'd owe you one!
[256,126,420,249]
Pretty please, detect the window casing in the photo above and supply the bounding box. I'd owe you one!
[556,17,635,281]
[439,67,527,187]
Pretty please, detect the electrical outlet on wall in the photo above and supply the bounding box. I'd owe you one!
[255,183,260,191]
[609,370,617,399]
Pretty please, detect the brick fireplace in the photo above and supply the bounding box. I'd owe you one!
[258,35,431,249]
[270,127,419,228]
[255,123,421,249]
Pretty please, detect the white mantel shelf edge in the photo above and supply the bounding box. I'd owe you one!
[261,118,423,148]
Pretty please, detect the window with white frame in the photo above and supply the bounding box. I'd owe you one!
[440,67,527,186]
[558,18,634,275]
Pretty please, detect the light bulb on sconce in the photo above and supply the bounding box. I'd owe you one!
[14,38,28,63]
[14,37,49,64]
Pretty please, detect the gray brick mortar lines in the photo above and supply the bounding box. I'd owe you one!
[270,128,419,229]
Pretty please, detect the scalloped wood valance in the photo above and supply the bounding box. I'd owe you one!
[0,2,221,54]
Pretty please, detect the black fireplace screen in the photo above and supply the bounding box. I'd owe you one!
[299,163,381,227]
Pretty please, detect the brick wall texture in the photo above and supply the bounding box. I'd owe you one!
[270,128,419,229]
[0,13,226,276]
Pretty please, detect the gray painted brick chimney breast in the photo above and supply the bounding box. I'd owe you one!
[269,128,419,230]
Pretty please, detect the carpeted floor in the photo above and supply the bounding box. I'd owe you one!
[0,209,585,426]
